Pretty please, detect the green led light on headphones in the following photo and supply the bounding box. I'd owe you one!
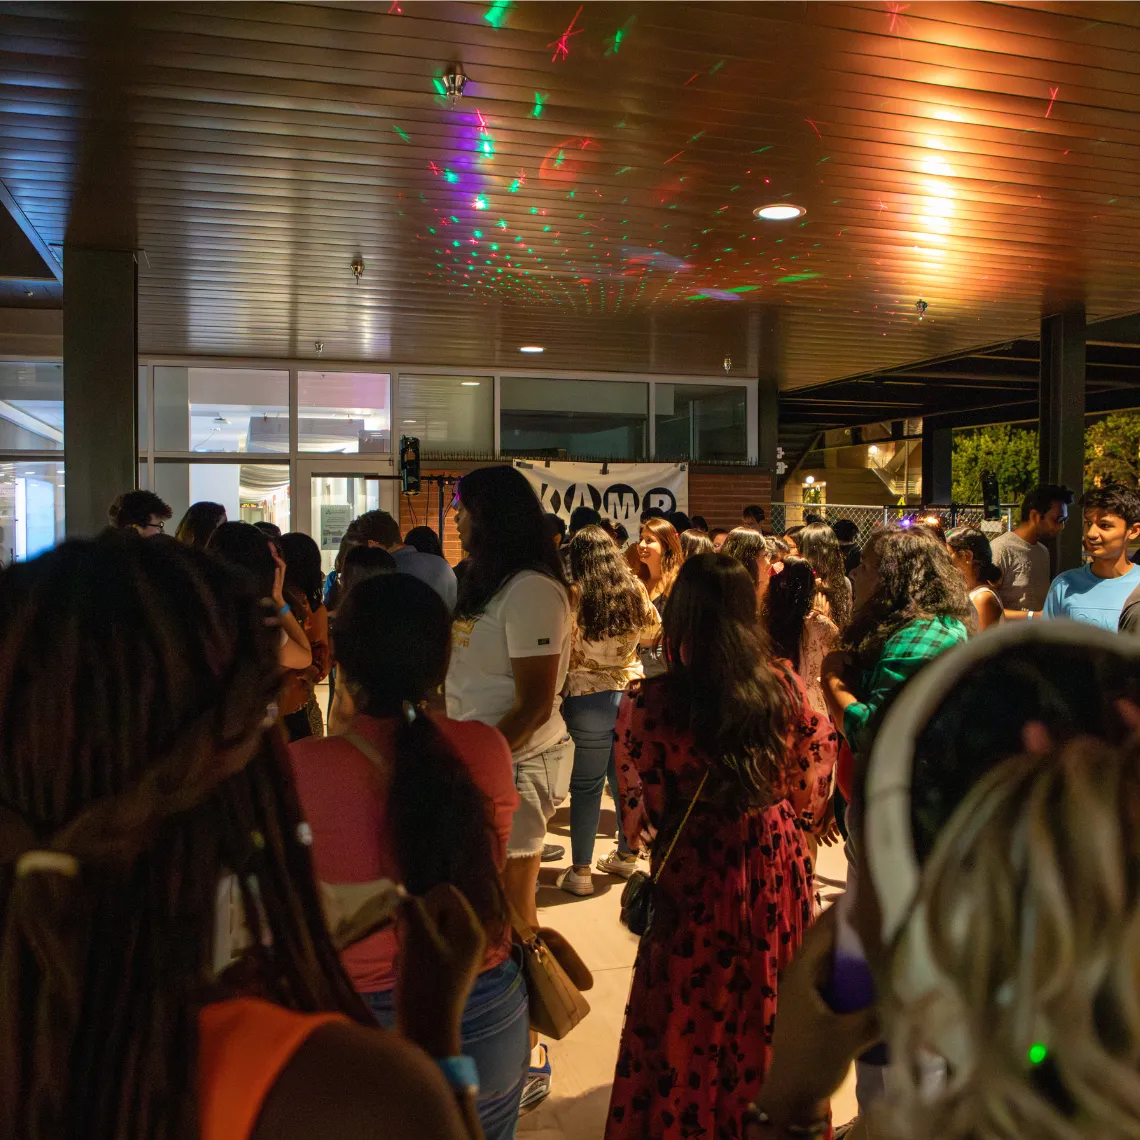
[1028,1042,1048,1066]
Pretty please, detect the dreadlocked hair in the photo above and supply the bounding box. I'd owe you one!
[881,736,1140,1140]
[0,535,371,1140]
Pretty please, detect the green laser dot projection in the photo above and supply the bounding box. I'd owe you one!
[1028,1044,1048,1066]
[532,92,545,117]
[432,77,447,96]
[444,170,458,183]
[474,195,488,210]
[392,125,410,142]
[484,0,511,27]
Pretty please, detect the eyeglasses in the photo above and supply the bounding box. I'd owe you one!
[144,519,165,532]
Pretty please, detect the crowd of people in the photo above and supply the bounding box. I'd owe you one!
[2,475,1139,1140]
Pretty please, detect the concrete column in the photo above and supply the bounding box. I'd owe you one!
[1039,306,1086,572]
[62,247,137,536]
[921,424,953,505]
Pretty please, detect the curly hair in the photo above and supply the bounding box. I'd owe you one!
[567,525,646,642]
[844,527,972,667]
[796,521,852,628]
[881,736,1140,1140]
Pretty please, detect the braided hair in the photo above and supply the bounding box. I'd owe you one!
[0,534,370,1140]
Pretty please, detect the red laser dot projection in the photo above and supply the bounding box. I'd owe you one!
[1045,86,1059,117]
[664,150,684,165]
[388,0,402,11]
[805,119,822,140]
[548,4,584,61]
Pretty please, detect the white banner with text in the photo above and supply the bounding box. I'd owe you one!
[516,461,687,528]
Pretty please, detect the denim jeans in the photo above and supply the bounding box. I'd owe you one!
[364,951,529,1140]
[607,753,633,855]
[563,689,623,867]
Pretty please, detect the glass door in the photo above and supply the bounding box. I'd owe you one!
[294,457,399,575]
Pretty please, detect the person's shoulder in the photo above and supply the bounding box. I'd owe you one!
[503,569,569,603]
[251,1020,468,1140]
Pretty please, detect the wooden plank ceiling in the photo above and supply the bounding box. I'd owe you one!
[2,0,1140,383]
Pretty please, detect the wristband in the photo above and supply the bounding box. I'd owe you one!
[277,604,291,618]
[434,1054,480,1096]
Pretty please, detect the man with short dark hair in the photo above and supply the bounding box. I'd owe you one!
[1044,485,1140,630]
[542,512,568,549]
[990,483,1074,618]
[347,509,456,611]
[741,504,765,529]
[567,505,601,539]
[831,518,862,575]
[107,490,172,537]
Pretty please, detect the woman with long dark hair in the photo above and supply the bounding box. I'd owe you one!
[823,526,971,756]
[680,528,714,560]
[765,555,839,721]
[291,573,527,1139]
[797,521,853,631]
[208,520,312,672]
[636,516,683,680]
[560,525,661,895]
[175,500,227,550]
[606,554,836,1139]
[947,526,1004,631]
[721,527,775,606]
[0,535,491,1140]
[446,465,572,929]
[278,531,330,741]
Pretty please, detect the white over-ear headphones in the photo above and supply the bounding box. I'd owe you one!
[865,620,1138,946]
[863,621,1140,1073]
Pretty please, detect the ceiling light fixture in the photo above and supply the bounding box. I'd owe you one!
[444,69,468,106]
[519,345,544,353]
[754,204,806,221]
[461,381,481,386]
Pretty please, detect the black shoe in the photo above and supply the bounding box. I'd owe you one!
[540,843,565,862]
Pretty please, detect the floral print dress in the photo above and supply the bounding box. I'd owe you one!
[605,664,837,1140]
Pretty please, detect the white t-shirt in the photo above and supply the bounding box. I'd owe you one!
[445,570,571,761]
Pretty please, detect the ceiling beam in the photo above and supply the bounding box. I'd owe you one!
[0,180,62,283]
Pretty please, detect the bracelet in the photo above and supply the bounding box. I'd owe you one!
[277,603,291,618]
[746,1106,830,1139]
[434,1054,480,1097]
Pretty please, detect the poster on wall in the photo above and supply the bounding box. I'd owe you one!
[320,503,353,549]
[516,461,687,528]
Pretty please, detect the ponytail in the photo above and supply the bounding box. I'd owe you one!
[386,709,507,941]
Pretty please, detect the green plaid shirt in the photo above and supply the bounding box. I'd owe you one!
[843,616,968,754]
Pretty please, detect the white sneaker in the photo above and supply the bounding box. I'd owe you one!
[596,848,639,879]
[556,866,594,896]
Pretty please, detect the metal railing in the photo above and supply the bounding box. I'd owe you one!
[771,502,1017,545]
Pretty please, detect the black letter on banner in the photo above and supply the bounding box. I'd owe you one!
[564,483,602,512]
[602,484,640,524]
[644,487,677,514]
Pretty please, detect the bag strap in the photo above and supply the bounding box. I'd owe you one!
[652,770,709,884]
[507,900,540,948]
[343,730,384,767]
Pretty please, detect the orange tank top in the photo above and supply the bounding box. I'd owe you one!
[198,998,348,1140]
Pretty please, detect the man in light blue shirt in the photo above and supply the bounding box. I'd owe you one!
[346,509,457,612]
[1043,485,1140,631]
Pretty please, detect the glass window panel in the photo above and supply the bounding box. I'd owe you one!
[154,462,290,534]
[0,362,63,451]
[500,377,647,460]
[138,365,148,450]
[655,384,747,462]
[0,460,65,563]
[299,371,391,454]
[310,474,383,575]
[398,375,494,455]
[154,367,289,453]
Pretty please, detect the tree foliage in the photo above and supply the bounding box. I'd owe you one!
[951,425,1039,503]
[1085,412,1140,489]
[950,412,1140,501]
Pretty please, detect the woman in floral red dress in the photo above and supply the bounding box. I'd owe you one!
[605,553,837,1140]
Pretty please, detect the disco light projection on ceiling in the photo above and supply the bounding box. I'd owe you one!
[548,5,584,61]
[484,0,511,27]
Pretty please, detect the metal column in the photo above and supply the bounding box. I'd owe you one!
[757,308,781,475]
[921,424,953,505]
[1038,306,1086,572]
[63,247,138,536]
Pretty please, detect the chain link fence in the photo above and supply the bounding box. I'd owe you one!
[770,502,1017,546]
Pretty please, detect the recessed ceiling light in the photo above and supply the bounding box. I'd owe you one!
[519,345,544,353]
[461,381,481,386]
[754,204,806,220]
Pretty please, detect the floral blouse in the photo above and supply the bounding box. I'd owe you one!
[566,580,663,697]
